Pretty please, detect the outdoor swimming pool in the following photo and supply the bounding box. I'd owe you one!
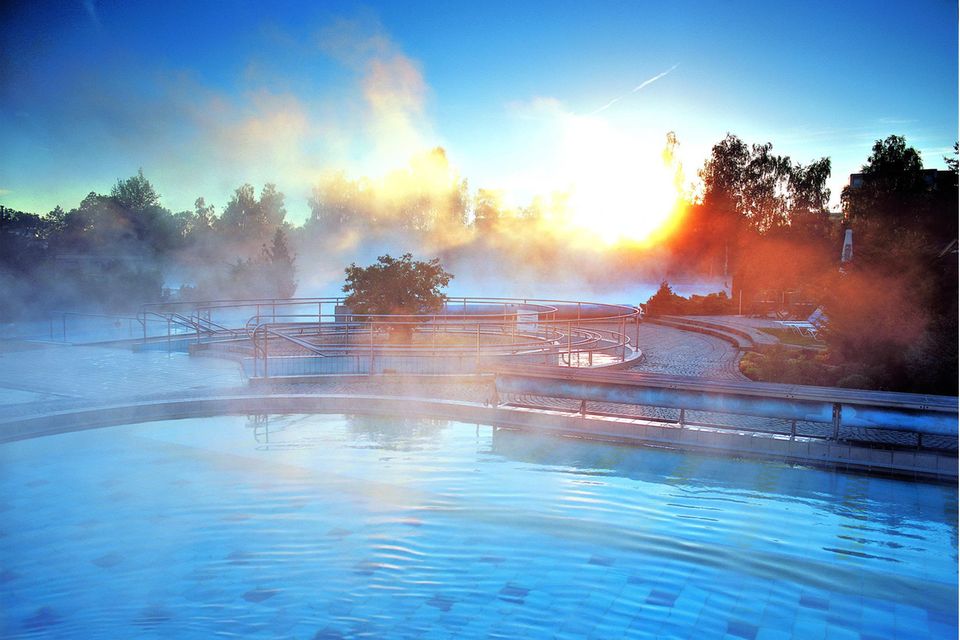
[1,414,956,639]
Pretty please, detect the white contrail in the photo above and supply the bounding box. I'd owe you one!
[590,63,679,115]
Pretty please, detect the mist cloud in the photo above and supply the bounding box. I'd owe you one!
[6,14,441,222]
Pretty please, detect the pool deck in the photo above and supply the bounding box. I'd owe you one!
[0,327,955,481]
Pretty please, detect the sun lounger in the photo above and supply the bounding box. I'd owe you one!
[776,307,827,339]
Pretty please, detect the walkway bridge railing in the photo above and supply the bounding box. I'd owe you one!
[492,365,958,449]
[242,298,641,377]
[136,297,642,377]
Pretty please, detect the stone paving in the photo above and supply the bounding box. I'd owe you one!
[627,323,747,380]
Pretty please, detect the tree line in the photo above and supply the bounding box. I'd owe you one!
[0,171,296,314]
[668,134,956,395]
[1,133,955,393]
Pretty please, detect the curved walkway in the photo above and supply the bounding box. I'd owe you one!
[628,323,746,380]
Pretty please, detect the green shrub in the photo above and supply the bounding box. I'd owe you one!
[645,282,734,316]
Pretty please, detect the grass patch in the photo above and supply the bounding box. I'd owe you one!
[757,327,823,348]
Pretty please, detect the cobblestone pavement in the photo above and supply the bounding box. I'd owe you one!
[628,323,747,380]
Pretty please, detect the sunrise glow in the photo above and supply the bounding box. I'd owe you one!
[556,117,684,246]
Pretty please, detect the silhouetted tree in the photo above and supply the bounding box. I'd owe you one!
[825,135,958,393]
[643,281,685,316]
[219,183,285,243]
[111,168,160,213]
[343,254,453,341]
[945,142,959,175]
[261,227,296,298]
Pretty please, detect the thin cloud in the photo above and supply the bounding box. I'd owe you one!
[590,63,679,115]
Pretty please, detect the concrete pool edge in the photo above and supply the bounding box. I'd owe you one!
[1,393,955,482]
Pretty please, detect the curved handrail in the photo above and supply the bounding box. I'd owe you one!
[143,296,640,376]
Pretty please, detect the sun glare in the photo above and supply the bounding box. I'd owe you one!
[559,117,683,246]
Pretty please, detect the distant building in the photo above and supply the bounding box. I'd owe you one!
[848,168,954,191]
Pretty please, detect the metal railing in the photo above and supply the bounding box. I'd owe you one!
[50,311,141,343]
[135,296,642,377]
[492,365,959,449]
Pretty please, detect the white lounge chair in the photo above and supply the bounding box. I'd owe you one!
[776,307,827,339]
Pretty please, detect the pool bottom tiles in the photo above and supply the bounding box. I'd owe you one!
[0,413,956,639]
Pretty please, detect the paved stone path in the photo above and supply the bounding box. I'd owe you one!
[627,323,747,380]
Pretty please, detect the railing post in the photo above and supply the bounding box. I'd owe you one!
[369,321,375,373]
[264,327,269,379]
[679,408,685,429]
[831,403,842,441]
[476,323,481,369]
[790,420,797,441]
[621,317,626,361]
[567,321,572,367]
[635,314,640,354]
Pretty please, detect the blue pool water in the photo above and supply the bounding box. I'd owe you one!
[0,414,956,639]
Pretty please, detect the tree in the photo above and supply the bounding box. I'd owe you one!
[307,171,367,231]
[700,134,830,237]
[193,197,216,232]
[945,142,959,175]
[219,183,259,235]
[218,183,287,247]
[692,134,834,310]
[111,168,160,213]
[258,183,287,229]
[261,227,296,298]
[643,281,685,316]
[824,135,958,394]
[342,254,453,340]
[842,135,927,230]
[473,188,502,233]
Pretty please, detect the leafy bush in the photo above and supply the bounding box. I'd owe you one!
[739,346,839,387]
[644,282,734,316]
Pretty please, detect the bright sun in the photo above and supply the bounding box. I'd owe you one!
[559,117,683,246]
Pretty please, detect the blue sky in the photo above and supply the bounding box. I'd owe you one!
[1,0,956,222]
